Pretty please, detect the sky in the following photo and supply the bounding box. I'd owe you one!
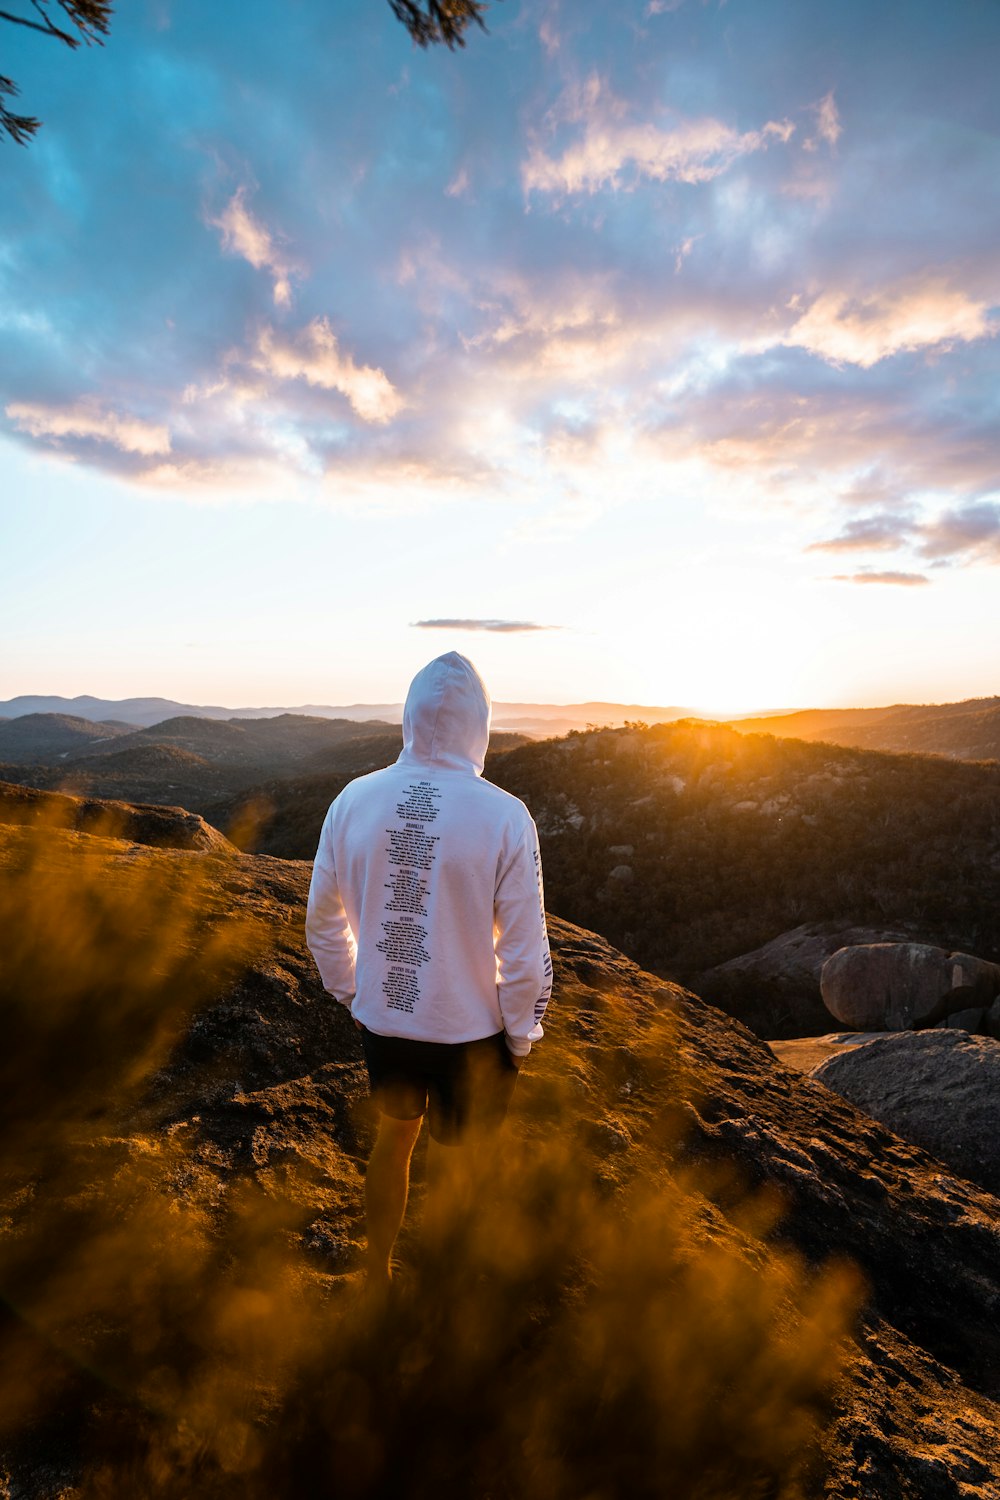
[2,0,1000,713]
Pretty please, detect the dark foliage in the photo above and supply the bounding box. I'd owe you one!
[0,0,112,143]
[389,0,490,48]
[0,71,37,142]
[487,722,1000,995]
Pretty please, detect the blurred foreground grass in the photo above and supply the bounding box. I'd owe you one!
[0,816,861,1498]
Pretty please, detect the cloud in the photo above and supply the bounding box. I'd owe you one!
[831,571,930,587]
[412,619,559,633]
[5,401,171,456]
[523,78,794,195]
[210,188,296,307]
[918,501,1000,561]
[784,277,997,368]
[252,319,405,424]
[803,91,842,153]
[807,513,916,553]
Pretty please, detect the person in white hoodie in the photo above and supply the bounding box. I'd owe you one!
[306,651,552,1283]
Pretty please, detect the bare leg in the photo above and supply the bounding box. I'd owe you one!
[365,1113,424,1285]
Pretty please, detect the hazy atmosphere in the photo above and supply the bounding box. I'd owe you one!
[4,0,1000,711]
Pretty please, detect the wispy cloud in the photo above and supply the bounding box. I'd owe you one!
[807,513,915,553]
[412,619,559,633]
[803,91,842,153]
[831,571,930,587]
[784,276,996,368]
[252,319,405,424]
[210,188,296,308]
[523,77,794,196]
[5,401,171,456]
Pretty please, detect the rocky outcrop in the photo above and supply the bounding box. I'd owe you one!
[820,941,1000,1030]
[813,1029,1000,1196]
[4,824,1000,1496]
[697,922,911,1039]
[0,779,234,853]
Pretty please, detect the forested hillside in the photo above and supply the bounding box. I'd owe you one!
[489,723,1000,991]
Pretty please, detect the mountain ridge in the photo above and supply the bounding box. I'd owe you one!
[4,693,1000,756]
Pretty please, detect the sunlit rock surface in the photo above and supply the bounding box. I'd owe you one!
[0,779,234,853]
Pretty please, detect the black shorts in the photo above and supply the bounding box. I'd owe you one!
[359,1027,519,1144]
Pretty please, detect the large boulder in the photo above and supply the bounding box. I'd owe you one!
[813,1030,1000,1196]
[820,942,1000,1030]
[696,921,911,1039]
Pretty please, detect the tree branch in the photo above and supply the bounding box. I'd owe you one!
[0,73,40,143]
[0,5,78,46]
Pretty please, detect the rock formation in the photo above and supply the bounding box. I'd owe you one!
[0,779,234,852]
[820,941,1000,1030]
[697,922,912,1039]
[813,1029,1000,1196]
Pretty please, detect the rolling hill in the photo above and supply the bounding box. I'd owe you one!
[728,696,1000,760]
[0,712,131,763]
[0,714,527,823]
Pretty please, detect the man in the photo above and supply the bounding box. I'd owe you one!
[305,651,552,1284]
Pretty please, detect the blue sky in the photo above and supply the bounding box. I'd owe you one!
[2,0,999,710]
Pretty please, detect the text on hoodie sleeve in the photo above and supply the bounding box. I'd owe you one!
[493,818,553,1056]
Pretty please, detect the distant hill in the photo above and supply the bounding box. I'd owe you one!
[0,716,407,813]
[0,694,244,728]
[728,697,1000,760]
[0,693,702,736]
[68,713,398,770]
[0,713,130,763]
[6,690,1000,747]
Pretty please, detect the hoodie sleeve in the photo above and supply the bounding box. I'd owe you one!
[494,818,553,1057]
[305,809,358,1006]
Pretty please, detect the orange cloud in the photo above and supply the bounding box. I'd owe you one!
[831,571,930,586]
[5,400,171,456]
[210,188,295,308]
[784,277,996,367]
[252,319,405,424]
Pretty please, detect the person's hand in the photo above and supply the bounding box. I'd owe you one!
[506,1050,525,1072]
[354,1019,363,1031]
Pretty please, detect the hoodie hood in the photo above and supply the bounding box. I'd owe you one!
[397,652,492,776]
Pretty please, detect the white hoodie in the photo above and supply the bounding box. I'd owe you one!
[305,653,552,1056]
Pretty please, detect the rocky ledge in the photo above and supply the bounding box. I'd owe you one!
[0,778,234,853]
